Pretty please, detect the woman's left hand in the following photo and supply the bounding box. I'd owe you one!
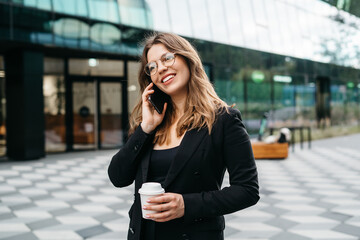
[144,193,185,222]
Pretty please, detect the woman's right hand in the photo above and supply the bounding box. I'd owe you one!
[140,82,167,134]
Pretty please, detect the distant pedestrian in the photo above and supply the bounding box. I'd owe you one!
[108,32,259,240]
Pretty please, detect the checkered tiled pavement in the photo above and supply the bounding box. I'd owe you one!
[1,134,360,240]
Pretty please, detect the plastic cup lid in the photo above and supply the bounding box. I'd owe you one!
[138,182,164,195]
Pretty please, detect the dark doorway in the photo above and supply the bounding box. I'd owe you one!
[315,76,331,128]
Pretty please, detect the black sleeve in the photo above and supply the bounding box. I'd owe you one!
[182,109,259,221]
[108,125,154,187]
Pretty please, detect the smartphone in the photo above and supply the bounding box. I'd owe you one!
[148,83,170,114]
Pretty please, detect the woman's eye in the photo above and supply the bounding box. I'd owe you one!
[149,63,157,70]
[165,54,174,61]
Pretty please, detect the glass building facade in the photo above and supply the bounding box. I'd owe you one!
[0,0,359,159]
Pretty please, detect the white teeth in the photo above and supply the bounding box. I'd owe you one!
[162,75,175,83]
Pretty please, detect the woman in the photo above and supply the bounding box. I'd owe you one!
[108,32,259,240]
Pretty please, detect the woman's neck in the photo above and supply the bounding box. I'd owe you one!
[171,94,187,117]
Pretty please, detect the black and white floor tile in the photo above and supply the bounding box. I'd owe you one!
[1,135,360,240]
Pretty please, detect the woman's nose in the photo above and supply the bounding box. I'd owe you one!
[157,61,167,74]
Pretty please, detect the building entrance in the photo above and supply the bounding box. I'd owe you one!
[69,76,126,150]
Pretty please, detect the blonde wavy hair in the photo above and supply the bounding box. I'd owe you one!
[129,32,228,145]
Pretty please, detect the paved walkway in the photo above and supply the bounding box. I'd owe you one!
[0,134,360,240]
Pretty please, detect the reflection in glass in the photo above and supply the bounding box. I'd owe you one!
[238,0,257,49]
[252,0,267,26]
[145,0,170,31]
[224,0,244,46]
[100,83,123,148]
[274,1,293,54]
[188,0,211,40]
[90,23,121,51]
[53,0,88,17]
[44,58,66,152]
[296,79,316,126]
[128,61,141,113]
[206,0,228,43]
[44,75,66,152]
[264,0,282,53]
[272,76,296,126]
[89,0,120,23]
[69,58,124,77]
[73,82,96,150]
[0,55,5,156]
[246,69,271,134]
[12,0,51,10]
[53,18,90,48]
[167,0,193,37]
[119,0,149,28]
[11,5,53,44]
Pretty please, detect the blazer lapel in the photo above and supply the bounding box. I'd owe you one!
[141,145,153,183]
[163,127,208,189]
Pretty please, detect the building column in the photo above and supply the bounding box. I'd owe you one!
[5,50,45,160]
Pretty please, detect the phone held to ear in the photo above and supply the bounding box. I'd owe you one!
[148,83,170,114]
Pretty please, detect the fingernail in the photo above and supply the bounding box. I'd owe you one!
[146,200,151,202]
[143,206,147,209]
[146,214,151,218]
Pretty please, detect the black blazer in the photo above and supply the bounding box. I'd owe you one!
[108,108,259,240]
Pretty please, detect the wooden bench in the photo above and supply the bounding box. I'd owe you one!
[251,141,289,159]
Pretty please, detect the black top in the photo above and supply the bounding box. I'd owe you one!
[142,146,179,240]
[147,146,179,183]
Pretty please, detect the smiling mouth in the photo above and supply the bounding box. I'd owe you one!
[162,74,175,83]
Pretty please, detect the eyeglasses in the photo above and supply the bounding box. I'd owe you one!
[144,52,176,76]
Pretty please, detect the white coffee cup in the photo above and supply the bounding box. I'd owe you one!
[138,182,165,219]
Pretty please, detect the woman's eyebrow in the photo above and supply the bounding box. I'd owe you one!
[148,52,168,62]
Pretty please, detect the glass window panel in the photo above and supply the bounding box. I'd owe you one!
[345,86,359,125]
[0,55,5,156]
[295,77,316,125]
[275,1,293,53]
[330,81,346,125]
[0,55,4,70]
[273,78,296,125]
[44,57,64,74]
[89,0,120,23]
[188,0,211,40]
[224,0,244,46]
[252,0,267,26]
[69,58,124,77]
[246,69,271,135]
[287,5,303,57]
[119,0,148,28]
[167,0,192,37]
[238,0,257,49]
[128,61,141,114]
[206,0,228,44]
[53,0,88,17]
[72,82,96,149]
[215,68,245,112]
[90,23,121,46]
[100,82,123,148]
[44,58,66,152]
[12,0,51,10]
[256,26,270,52]
[0,4,10,40]
[11,6,53,44]
[266,0,284,55]
[53,18,90,49]
[298,9,310,39]
[145,0,170,31]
